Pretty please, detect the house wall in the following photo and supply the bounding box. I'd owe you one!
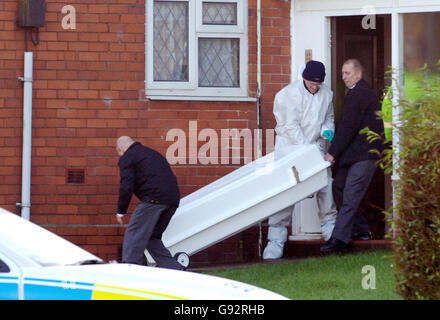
[0,0,291,266]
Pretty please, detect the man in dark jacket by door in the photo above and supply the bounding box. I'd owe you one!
[116,136,184,270]
[321,59,384,253]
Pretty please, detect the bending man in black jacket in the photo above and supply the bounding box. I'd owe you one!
[116,136,184,270]
[321,59,384,253]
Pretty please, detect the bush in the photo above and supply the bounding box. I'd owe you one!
[363,66,440,299]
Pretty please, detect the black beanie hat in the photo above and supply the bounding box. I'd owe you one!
[302,60,326,83]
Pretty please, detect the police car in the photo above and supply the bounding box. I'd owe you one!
[0,208,287,300]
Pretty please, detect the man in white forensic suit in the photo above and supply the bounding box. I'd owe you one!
[263,60,338,260]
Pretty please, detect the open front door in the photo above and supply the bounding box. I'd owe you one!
[290,8,392,240]
[331,15,391,119]
[330,15,391,239]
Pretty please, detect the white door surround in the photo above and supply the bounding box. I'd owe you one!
[289,0,440,240]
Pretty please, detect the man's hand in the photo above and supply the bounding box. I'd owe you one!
[324,153,335,163]
[116,213,124,225]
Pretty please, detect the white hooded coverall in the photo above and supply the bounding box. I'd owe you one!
[263,80,338,259]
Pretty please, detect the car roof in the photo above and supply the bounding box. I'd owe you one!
[0,208,101,266]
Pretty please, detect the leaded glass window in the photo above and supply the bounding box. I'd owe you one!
[147,0,247,98]
[202,2,237,25]
[154,1,189,81]
[199,38,239,87]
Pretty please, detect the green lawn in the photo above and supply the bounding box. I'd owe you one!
[204,250,402,300]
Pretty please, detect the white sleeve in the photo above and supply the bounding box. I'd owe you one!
[321,93,335,135]
[321,101,335,135]
[273,88,306,145]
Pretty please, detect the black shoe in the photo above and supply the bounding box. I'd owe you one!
[320,237,349,253]
[352,232,372,241]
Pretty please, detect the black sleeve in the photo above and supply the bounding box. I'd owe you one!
[328,91,366,158]
[117,156,135,215]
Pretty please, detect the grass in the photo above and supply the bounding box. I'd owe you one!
[204,250,402,300]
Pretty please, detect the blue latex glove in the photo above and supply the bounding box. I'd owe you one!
[323,130,334,142]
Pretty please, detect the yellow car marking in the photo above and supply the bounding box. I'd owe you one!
[92,284,187,300]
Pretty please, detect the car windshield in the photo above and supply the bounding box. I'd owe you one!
[0,209,102,266]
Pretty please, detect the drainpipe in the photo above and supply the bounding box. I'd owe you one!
[17,52,33,220]
[256,0,262,150]
[256,0,263,258]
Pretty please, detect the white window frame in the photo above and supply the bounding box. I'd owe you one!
[146,0,249,101]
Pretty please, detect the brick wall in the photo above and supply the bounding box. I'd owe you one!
[0,0,290,266]
[259,0,291,131]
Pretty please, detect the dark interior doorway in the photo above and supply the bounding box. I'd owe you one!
[330,15,392,239]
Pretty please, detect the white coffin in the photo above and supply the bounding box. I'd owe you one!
[161,144,330,258]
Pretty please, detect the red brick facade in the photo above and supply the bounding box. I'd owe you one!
[0,0,290,266]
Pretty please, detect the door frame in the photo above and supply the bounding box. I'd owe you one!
[291,0,440,230]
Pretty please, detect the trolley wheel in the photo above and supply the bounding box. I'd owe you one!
[174,252,190,269]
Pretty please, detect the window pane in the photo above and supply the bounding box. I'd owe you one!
[202,2,237,25]
[154,1,189,81]
[198,38,239,87]
[403,12,440,100]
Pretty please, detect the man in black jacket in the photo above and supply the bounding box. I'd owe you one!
[116,136,184,270]
[320,59,384,253]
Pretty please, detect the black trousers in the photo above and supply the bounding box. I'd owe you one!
[122,201,184,270]
[331,160,377,244]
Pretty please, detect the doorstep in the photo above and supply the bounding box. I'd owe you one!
[284,239,392,258]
